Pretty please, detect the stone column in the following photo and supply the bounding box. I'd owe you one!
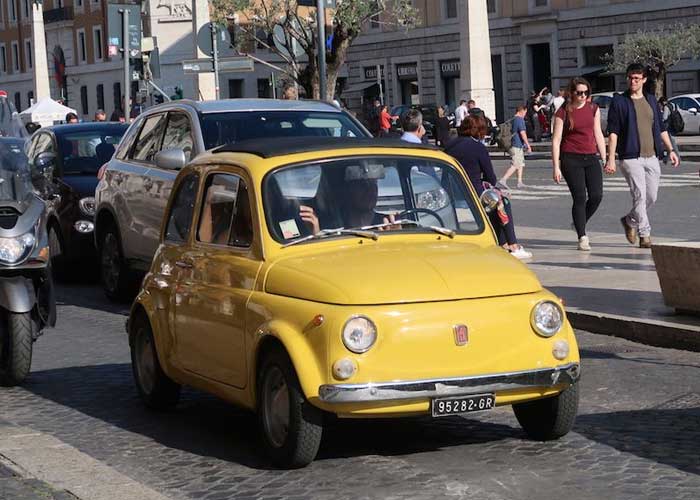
[459,0,495,120]
[31,1,51,101]
[191,0,215,100]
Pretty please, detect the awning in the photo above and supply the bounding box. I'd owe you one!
[341,81,378,95]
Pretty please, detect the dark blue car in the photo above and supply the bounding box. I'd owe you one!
[26,122,127,274]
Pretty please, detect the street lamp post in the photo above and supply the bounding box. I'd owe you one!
[316,0,327,101]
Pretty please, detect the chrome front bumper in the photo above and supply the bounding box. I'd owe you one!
[318,362,580,403]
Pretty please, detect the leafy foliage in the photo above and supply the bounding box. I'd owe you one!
[211,0,420,99]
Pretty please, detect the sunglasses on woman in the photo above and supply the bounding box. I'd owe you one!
[574,90,590,97]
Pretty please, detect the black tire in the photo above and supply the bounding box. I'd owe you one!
[130,314,180,410]
[48,224,70,282]
[513,382,579,441]
[0,312,34,386]
[100,224,135,302]
[258,349,323,468]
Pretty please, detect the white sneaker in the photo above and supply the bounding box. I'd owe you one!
[496,179,509,190]
[578,235,591,251]
[510,245,533,260]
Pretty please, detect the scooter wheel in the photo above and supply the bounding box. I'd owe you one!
[0,312,34,386]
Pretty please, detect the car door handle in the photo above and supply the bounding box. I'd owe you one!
[175,259,193,269]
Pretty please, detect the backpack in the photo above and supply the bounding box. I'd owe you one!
[494,118,514,152]
[667,103,684,134]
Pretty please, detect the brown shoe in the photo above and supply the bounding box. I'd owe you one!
[639,236,652,249]
[620,216,637,245]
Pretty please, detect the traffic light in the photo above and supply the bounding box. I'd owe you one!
[171,86,183,100]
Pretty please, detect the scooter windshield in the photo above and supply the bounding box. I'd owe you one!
[0,138,33,204]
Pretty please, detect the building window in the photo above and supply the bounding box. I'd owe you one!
[228,79,243,98]
[257,78,271,98]
[75,0,83,10]
[583,45,613,67]
[0,45,6,73]
[57,0,63,8]
[96,84,104,110]
[93,26,103,61]
[77,29,87,63]
[487,0,496,14]
[0,0,4,24]
[535,0,548,5]
[113,82,121,110]
[369,0,380,29]
[445,0,457,19]
[25,39,31,69]
[14,92,21,112]
[9,0,16,22]
[22,0,28,19]
[11,42,19,72]
[80,86,88,115]
[27,91,33,107]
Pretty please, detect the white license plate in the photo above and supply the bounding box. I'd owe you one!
[431,394,495,417]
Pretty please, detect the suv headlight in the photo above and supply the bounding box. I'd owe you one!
[0,231,36,265]
[79,197,96,217]
[342,316,377,353]
[531,300,564,337]
[416,187,449,211]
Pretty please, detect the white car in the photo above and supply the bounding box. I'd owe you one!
[590,92,616,134]
[668,94,700,135]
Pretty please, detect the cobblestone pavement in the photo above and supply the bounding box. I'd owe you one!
[0,462,77,500]
[0,282,699,500]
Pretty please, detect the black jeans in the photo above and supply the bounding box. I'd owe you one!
[488,198,517,246]
[560,152,603,238]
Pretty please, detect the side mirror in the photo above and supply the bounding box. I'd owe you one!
[34,151,56,172]
[155,148,186,170]
[688,108,698,114]
[480,188,500,213]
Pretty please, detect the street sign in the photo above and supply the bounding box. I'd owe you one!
[197,23,231,56]
[182,57,254,74]
[273,21,306,59]
[182,59,213,74]
[107,4,141,55]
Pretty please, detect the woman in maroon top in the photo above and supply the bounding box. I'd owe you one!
[551,77,607,251]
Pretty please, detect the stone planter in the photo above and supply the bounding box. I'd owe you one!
[651,242,700,314]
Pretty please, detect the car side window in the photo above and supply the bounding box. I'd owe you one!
[161,113,195,162]
[164,173,199,243]
[197,173,253,248]
[114,119,143,160]
[131,114,167,163]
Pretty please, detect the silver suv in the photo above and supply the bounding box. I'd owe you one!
[95,99,370,299]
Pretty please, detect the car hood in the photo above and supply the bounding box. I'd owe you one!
[265,241,542,305]
[61,175,98,198]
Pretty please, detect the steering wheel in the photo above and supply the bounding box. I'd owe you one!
[398,208,445,228]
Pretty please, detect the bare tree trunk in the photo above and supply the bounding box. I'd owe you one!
[657,67,666,100]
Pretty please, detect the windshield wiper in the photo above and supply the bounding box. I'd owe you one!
[282,227,378,248]
[361,219,456,238]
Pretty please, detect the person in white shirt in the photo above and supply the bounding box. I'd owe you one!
[454,100,468,128]
[399,109,425,144]
[552,89,566,113]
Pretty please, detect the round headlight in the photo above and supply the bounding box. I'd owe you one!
[0,232,36,264]
[79,197,96,217]
[342,316,377,353]
[531,300,563,337]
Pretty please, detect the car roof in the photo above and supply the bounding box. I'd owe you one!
[43,122,129,135]
[591,92,615,97]
[147,98,344,115]
[213,137,438,158]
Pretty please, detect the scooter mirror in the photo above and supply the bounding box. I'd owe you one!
[34,151,56,172]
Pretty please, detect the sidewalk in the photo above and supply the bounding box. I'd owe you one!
[518,226,700,351]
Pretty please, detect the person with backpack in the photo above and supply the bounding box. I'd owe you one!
[551,77,607,251]
[498,106,531,189]
[659,97,683,165]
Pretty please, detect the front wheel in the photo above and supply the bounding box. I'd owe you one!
[258,349,323,468]
[100,226,135,302]
[0,312,34,386]
[513,382,579,441]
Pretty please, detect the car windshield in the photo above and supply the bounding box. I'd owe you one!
[0,139,33,203]
[263,155,484,244]
[57,128,126,175]
[200,111,367,150]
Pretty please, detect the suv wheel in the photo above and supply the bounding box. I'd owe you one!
[100,225,135,302]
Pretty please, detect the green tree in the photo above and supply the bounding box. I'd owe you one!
[605,24,700,98]
[211,0,419,100]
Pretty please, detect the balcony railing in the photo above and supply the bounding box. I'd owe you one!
[43,7,74,24]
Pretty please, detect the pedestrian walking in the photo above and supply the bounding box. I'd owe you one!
[379,105,399,137]
[526,91,543,142]
[445,115,532,260]
[552,89,566,113]
[94,109,106,122]
[454,99,468,128]
[367,99,382,136]
[435,106,451,147]
[605,63,679,249]
[551,77,606,251]
[498,105,531,189]
[658,97,682,165]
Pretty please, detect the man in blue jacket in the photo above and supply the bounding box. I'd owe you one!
[605,63,679,249]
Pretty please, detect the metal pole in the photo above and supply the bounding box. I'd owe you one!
[316,0,327,101]
[121,8,131,122]
[271,71,277,99]
[211,22,220,100]
[376,64,383,105]
[147,80,172,102]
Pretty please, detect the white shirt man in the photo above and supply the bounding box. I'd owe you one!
[454,100,468,127]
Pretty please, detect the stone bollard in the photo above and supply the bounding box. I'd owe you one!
[651,242,700,315]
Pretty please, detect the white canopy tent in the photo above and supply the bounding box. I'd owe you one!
[19,97,77,128]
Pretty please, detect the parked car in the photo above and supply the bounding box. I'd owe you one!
[668,94,700,135]
[25,123,127,274]
[590,92,616,134]
[127,136,581,468]
[95,99,371,300]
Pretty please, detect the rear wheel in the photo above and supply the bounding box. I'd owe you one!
[513,382,579,441]
[0,312,34,386]
[130,314,180,410]
[48,225,69,282]
[100,225,135,302]
[258,349,323,468]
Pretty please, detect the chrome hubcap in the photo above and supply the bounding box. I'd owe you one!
[136,328,156,395]
[101,233,120,291]
[262,366,290,448]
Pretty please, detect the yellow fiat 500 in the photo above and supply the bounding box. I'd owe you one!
[128,137,580,468]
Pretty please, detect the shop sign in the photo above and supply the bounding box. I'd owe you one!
[364,66,385,80]
[396,63,418,79]
[440,60,461,78]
